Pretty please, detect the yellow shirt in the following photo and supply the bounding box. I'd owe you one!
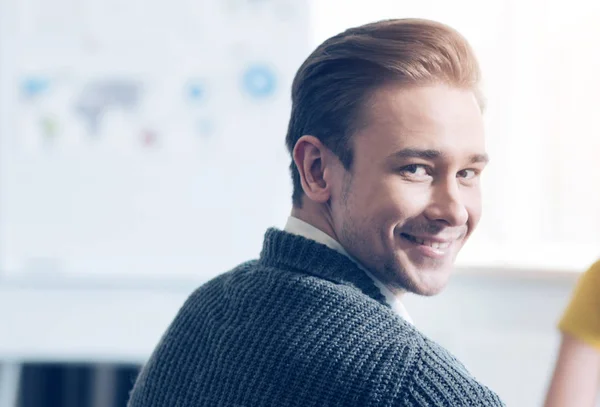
[559,260,600,350]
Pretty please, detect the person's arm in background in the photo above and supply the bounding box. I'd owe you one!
[544,334,600,407]
[544,260,600,407]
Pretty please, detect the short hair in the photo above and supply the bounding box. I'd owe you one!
[285,18,484,207]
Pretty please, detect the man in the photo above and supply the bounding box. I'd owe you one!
[129,18,504,406]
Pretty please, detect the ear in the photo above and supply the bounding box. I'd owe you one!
[292,135,333,204]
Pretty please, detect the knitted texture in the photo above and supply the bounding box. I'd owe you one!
[128,229,505,407]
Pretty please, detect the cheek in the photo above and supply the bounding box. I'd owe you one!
[463,187,483,226]
[370,180,431,221]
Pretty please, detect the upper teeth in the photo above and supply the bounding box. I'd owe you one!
[412,236,451,249]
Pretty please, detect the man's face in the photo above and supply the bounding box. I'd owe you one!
[329,84,487,296]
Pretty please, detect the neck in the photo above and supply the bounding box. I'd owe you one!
[291,200,339,243]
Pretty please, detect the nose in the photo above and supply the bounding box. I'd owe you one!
[424,178,469,227]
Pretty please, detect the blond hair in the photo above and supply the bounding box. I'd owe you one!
[285,18,483,206]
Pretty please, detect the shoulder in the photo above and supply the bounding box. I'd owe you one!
[185,259,387,320]
[558,259,600,350]
[404,337,504,405]
[567,259,600,307]
[568,259,600,301]
[582,259,600,283]
[176,259,432,370]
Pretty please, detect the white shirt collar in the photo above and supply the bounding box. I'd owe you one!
[284,216,413,324]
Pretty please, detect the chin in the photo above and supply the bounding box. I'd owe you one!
[398,266,453,296]
[411,282,448,297]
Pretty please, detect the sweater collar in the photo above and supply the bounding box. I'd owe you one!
[283,216,413,324]
[259,228,388,307]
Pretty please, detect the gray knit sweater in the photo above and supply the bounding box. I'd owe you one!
[128,229,504,406]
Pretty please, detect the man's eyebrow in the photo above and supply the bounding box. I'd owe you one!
[469,153,490,164]
[390,148,490,164]
[389,148,490,164]
[390,148,442,160]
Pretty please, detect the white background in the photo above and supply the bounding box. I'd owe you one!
[0,0,306,280]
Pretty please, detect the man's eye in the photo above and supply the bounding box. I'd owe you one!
[400,164,429,177]
[458,169,479,180]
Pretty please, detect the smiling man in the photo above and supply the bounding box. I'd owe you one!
[129,19,504,407]
[298,84,489,299]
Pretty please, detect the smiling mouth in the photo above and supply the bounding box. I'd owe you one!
[400,233,453,250]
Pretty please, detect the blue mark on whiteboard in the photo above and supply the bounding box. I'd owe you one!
[186,81,205,102]
[21,77,50,98]
[242,65,276,98]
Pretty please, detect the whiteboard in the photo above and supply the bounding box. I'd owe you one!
[0,0,308,280]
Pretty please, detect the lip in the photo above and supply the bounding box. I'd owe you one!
[399,233,458,259]
[404,234,457,244]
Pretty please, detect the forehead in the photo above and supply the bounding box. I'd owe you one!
[355,84,485,158]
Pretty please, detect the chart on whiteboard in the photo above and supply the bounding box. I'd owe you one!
[0,0,308,280]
